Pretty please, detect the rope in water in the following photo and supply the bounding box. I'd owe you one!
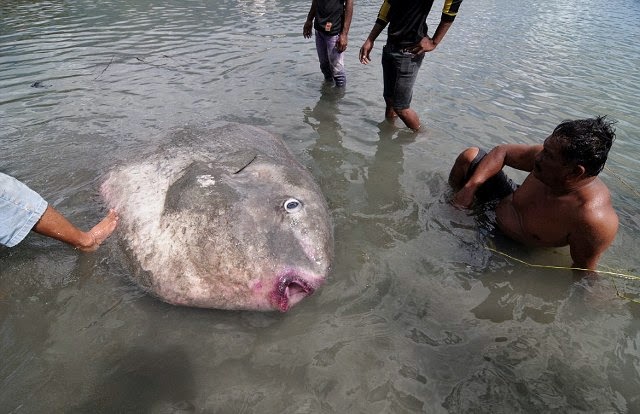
[484,246,640,304]
[606,165,640,198]
[485,246,639,280]
[482,164,640,303]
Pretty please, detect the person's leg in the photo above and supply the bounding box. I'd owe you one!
[325,34,346,87]
[449,148,518,202]
[383,97,397,120]
[381,46,398,121]
[33,206,118,252]
[391,51,425,131]
[315,31,333,81]
[395,108,421,131]
[449,147,480,190]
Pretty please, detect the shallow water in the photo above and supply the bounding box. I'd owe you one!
[1,0,639,412]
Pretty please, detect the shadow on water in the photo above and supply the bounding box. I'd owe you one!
[69,346,197,413]
[305,83,421,250]
[303,84,424,316]
[300,100,639,411]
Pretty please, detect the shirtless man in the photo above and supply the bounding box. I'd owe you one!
[449,116,618,270]
[1,172,118,251]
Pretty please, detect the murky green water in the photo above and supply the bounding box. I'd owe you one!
[1,0,639,412]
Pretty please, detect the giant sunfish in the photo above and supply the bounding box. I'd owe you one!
[101,124,333,312]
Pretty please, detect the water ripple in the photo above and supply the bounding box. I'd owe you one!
[2,0,640,412]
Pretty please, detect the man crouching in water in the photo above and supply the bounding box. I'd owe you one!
[449,116,618,271]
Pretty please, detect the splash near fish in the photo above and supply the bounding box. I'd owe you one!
[101,123,334,312]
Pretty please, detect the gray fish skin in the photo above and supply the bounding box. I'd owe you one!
[101,124,333,312]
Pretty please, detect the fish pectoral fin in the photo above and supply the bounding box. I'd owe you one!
[163,161,234,215]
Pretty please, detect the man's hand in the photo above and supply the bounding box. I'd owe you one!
[452,186,475,209]
[407,37,437,55]
[303,20,313,38]
[359,39,374,64]
[336,33,348,53]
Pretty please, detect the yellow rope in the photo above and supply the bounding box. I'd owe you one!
[485,246,640,304]
[603,165,640,302]
[485,246,640,281]
[483,164,640,302]
[605,165,640,198]
[610,278,640,305]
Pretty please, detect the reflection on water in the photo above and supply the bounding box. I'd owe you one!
[306,86,421,252]
[1,0,640,412]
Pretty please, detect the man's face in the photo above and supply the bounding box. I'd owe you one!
[533,134,574,187]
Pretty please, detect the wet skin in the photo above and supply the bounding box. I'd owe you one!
[451,135,619,270]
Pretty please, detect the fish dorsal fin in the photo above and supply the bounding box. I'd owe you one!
[223,150,258,175]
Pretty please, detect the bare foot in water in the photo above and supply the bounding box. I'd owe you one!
[79,209,119,252]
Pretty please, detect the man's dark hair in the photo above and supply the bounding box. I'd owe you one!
[552,116,616,176]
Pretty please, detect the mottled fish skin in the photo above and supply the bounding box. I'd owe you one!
[101,123,333,311]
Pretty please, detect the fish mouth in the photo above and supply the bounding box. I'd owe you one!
[271,273,317,312]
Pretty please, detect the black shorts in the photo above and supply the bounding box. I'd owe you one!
[466,150,519,203]
[381,44,425,110]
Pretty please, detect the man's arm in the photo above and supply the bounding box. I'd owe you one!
[359,23,385,64]
[303,0,318,38]
[408,20,453,54]
[359,0,390,64]
[453,144,541,208]
[336,0,353,52]
[408,0,463,54]
[568,208,619,270]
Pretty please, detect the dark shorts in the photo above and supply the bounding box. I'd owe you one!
[466,150,519,203]
[381,44,425,110]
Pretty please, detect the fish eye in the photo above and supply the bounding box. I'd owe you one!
[284,198,303,213]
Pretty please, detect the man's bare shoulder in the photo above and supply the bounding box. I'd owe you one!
[574,180,618,237]
[578,179,615,210]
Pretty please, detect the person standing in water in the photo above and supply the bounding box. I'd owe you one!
[304,0,354,88]
[359,0,463,131]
